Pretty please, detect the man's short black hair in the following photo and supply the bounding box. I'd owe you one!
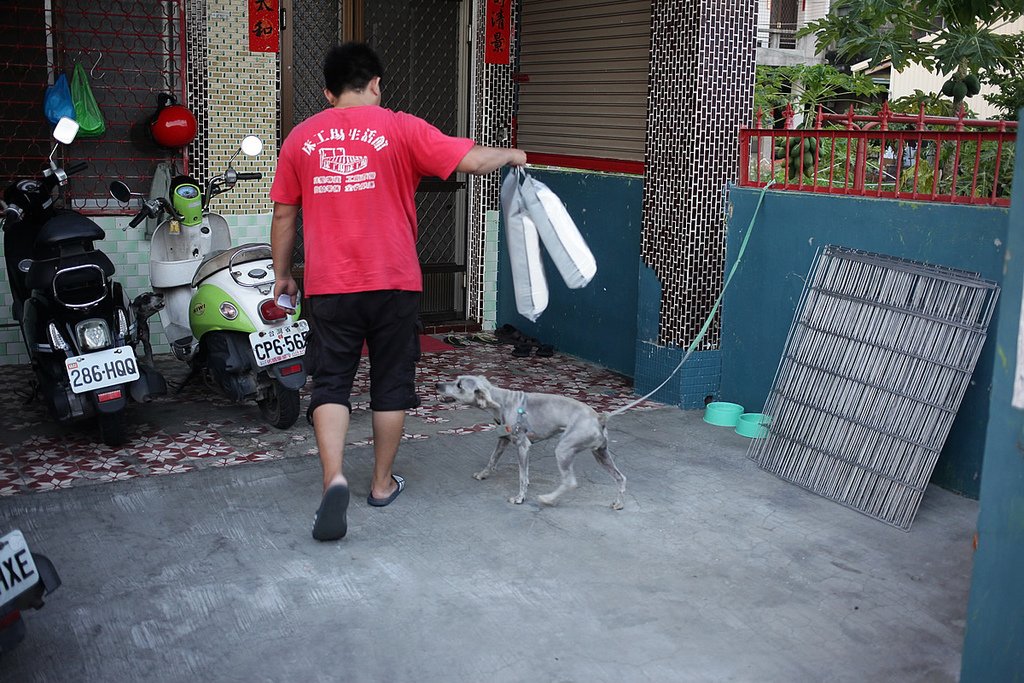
[324,42,384,97]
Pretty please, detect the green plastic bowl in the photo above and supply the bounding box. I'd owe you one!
[735,413,771,438]
[704,402,745,427]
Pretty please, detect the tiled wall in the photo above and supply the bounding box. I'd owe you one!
[641,0,757,349]
[468,0,517,328]
[205,0,278,213]
[633,0,757,406]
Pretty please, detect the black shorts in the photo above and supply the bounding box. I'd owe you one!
[305,290,422,415]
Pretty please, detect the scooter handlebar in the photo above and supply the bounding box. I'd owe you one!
[128,212,147,229]
[65,162,88,176]
[236,172,263,181]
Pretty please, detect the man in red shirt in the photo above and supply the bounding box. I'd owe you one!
[271,42,526,541]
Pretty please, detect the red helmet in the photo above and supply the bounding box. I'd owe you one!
[150,94,197,148]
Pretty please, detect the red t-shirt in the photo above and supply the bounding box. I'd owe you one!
[271,106,475,295]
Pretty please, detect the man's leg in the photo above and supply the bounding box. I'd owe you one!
[365,290,421,503]
[369,409,404,500]
[314,403,351,492]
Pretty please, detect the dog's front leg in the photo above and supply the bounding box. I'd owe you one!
[141,334,154,369]
[474,435,510,480]
[509,438,531,504]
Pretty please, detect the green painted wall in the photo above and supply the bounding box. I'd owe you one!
[961,115,1024,682]
[496,169,643,376]
[722,188,1008,498]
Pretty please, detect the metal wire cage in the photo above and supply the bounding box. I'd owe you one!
[749,245,1000,530]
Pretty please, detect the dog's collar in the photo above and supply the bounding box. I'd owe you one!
[499,396,529,437]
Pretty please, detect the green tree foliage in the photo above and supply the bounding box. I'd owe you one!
[754,64,885,124]
[888,90,977,118]
[799,0,1024,110]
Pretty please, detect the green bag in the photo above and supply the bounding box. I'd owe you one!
[71,62,105,138]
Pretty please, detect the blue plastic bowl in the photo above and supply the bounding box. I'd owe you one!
[703,402,745,427]
[735,413,771,438]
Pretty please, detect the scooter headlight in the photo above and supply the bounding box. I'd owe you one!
[75,319,111,351]
[219,302,239,320]
[47,322,70,352]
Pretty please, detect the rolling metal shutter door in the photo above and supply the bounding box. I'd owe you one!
[516,0,651,162]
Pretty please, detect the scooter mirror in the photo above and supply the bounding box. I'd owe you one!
[53,117,80,145]
[109,181,134,203]
[240,135,263,157]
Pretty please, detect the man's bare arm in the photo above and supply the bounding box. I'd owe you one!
[270,202,301,300]
[456,145,527,175]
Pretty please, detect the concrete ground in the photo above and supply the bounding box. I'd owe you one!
[1,366,976,682]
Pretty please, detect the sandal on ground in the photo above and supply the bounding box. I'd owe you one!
[535,343,555,357]
[512,343,533,357]
[367,474,406,507]
[494,324,520,343]
[442,335,469,347]
[312,482,350,541]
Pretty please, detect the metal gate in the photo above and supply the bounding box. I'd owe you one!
[365,0,469,322]
[285,0,469,322]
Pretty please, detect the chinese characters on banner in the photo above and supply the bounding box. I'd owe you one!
[485,0,511,65]
[248,0,279,53]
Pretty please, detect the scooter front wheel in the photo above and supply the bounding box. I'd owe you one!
[257,382,300,429]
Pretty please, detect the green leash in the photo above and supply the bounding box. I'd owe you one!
[609,181,774,416]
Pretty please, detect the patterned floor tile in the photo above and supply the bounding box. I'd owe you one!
[0,341,659,496]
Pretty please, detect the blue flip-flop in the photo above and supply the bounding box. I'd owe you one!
[312,482,350,541]
[367,474,405,507]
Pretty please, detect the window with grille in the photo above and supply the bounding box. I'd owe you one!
[0,1,187,214]
[515,0,651,174]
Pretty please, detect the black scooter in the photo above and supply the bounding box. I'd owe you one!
[0,117,164,446]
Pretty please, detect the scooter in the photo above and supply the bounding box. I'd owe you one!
[109,136,308,429]
[1,117,163,446]
[0,530,60,659]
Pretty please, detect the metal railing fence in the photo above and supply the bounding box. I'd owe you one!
[740,103,1017,207]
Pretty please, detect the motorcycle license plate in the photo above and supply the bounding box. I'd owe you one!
[249,320,309,368]
[64,346,141,394]
[0,531,39,604]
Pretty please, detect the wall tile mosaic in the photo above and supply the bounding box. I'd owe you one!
[641,0,757,350]
[470,0,517,328]
[205,0,278,214]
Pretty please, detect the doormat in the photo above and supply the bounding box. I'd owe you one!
[361,335,454,356]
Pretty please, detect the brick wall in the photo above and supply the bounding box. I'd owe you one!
[641,0,757,350]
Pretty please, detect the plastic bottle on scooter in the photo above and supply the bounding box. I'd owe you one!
[109,136,308,429]
[0,117,164,446]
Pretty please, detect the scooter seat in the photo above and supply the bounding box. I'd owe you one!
[35,212,105,251]
[191,243,272,287]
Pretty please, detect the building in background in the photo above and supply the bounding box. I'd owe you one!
[756,0,832,67]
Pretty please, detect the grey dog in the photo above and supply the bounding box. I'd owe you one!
[436,375,626,509]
